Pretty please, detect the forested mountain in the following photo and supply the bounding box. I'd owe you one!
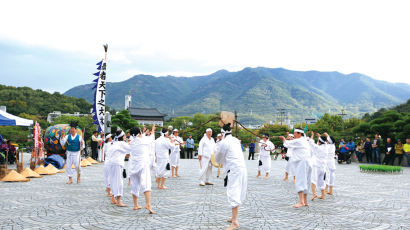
[0,84,92,117]
[64,67,410,123]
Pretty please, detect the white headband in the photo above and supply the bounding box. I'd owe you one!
[319,137,326,144]
[206,128,212,132]
[294,129,304,134]
[115,131,125,140]
[105,134,112,141]
[327,136,334,144]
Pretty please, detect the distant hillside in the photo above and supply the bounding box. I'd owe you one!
[0,84,92,117]
[64,67,410,123]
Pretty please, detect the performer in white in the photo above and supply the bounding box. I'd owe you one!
[308,131,328,200]
[107,129,131,207]
[128,126,155,214]
[280,128,312,208]
[257,134,275,179]
[324,132,336,195]
[155,128,174,189]
[170,129,184,178]
[60,121,84,184]
[103,134,113,197]
[215,123,247,230]
[144,127,157,173]
[282,134,295,182]
[198,128,216,186]
[215,133,223,178]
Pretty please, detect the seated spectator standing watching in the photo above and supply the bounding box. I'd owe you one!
[248,140,255,160]
[338,143,350,163]
[186,135,195,159]
[356,139,365,163]
[372,134,381,164]
[394,139,404,166]
[382,138,394,165]
[346,140,355,161]
[364,138,372,163]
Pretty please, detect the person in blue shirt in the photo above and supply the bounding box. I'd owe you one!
[346,140,355,161]
[186,135,195,159]
[338,142,350,163]
[248,140,255,160]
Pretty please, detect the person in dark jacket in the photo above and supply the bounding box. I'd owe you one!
[372,134,381,164]
[382,138,395,165]
[364,137,372,163]
[248,140,255,160]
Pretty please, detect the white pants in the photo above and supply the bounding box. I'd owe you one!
[109,165,124,198]
[227,167,248,208]
[66,151,81,178]
[326,159,336,186]
[149,154,156,171]
[293,160,312,194]
[98,148,103,162]
[312,166,326,191]
[258,155,271,174]
[199,157,212,184]
[130,165,152,197]
[170,150,180,168]
[103,163,111,188]
[156,158,170,178]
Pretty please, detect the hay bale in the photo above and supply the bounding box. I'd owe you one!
[87,157,99,164]
[34,165,50,175]
[21,168,42,178]
[45,164,59,174]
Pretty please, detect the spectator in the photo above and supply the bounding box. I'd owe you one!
[382,138,394,165]
[186,135,195,159]
[91,131,102,160]
[356,139,365,163]
[338,142,349,163]
[339,138,345,147]
[0,139,8,164]
[346,139,355,160]
[248,140,255,160]
[372,134,381,164]
[6,140,17,164]
[404,138,410,167]
[364,137,372,163]
[393,139,404,166]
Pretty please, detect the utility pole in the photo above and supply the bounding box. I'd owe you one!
[234,110,238,137]
[338,108,347,131]
[278,108,286,125]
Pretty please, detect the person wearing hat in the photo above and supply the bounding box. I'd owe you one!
[257,134,275,179]
[155,128,174,189]
[103,134,113,197]
[128,126,156,214]
[214,123,247,230]
[308,131,328,201]
[60,121,84,184]
[106,128,132,207]
[198,128,216,186]
[170,129,184,178]
[323,132,336,195]
[279,128,312,208]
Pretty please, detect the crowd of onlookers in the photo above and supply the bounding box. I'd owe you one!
[0,134,19,165]
[337,134,410,166]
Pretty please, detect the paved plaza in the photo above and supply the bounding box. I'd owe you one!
[1,155,409,230]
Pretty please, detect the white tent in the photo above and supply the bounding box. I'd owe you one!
[0,110,33,126]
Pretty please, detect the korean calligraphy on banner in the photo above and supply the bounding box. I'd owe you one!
[92,44,108,132]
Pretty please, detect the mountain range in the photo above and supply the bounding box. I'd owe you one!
[64,67,410,124]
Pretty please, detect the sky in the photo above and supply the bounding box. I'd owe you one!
[0,0,409,93]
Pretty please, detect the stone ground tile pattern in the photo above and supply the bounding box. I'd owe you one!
[1,155,409,230]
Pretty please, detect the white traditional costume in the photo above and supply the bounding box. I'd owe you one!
[155,135,173,178]
[308,138,327,191]
[215,134,247,208]
[60,133,84,179]
[325,137,336,187]
[103,134,112,189]
[170,133,183,168]
[106,137,131,198]
[258,139,274,174]
[129,134,153,198]
[198,131,216,185]
[283,135,312,194]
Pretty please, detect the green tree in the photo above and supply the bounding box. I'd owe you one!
[111,110,140,132]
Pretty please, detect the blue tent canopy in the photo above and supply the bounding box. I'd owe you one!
[0,113,16,126]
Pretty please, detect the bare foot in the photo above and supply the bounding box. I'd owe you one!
[327,192,333,195]
[117,203,127,207]
[304,203,309,207]
[225,221,240,230]
[227,218,232,223]
[111,197,117,204]
[293,202,304,208]
[133,205,142,210]
[145,205,156,214]
[159,186,168,189]
[282,176,288,181]
[77,178,81,184]
[205,182,213,185]
[66,180,73,184]
[199,183,205,186]
[172,175,177,178]
[311,194,317,201]
[319,196,325,200]
[264,175,269,179]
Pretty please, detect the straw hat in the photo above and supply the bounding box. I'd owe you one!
[1,170,30,182]
[86,157,99,164]
[81,159,92,167]
[45,164,59,174]
[34,165,50,175]
[20,168,42,178]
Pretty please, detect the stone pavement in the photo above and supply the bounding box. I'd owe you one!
[1,156,409,230]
